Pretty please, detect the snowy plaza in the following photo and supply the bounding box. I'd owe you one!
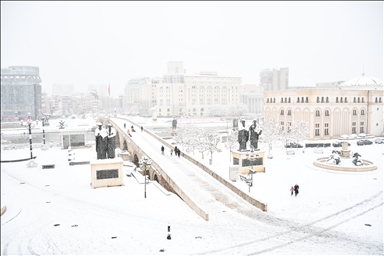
[1,116,383,255]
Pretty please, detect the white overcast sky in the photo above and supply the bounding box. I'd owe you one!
[1,1,383,97]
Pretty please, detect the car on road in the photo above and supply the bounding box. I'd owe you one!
[285,142,303,148]
[375,137,384,144]
[357,139,373,146]
[332,142,341,147]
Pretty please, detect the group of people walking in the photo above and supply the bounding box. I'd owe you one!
[290,184,300,197]
[163,145,181,157]
[125,123,144,137]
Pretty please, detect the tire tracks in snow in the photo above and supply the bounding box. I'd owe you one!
[199,191,383,255]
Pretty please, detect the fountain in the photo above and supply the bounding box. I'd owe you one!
[313,142,377,172]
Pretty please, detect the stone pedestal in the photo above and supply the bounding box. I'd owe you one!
[231,150,266,174]
[90,158,124,188]
[341,141,350,158]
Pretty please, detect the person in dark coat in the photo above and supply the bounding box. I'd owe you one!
[294,184,299,197]
[161,145,165,155]
[177,149,181,157]
[141,126,143,132]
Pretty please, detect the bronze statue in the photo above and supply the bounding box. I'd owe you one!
[249,119,262,150]
[106,123,116,159]
[95,122,107,159]
[238,119,249,151]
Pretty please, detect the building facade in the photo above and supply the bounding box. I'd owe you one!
[1,66,42,121]
[260,67,289,91]
[263,76,383,139]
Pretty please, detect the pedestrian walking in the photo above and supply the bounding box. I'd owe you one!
[124,123,126,129]
[290,186,294,196]
[294,184,299,197]
[141,126,143,132]
[170,148,174,156]
[161,145,165,155]
[131,125,136,132]
[127,129,132,137]
[177,149,181,157]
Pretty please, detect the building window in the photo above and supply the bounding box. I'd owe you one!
[321,97,324,103]
[297,97,300,103]
[281,98,283,103]
[280,110,284,115]
[287,110,291,115]
[325,110,329,116]
[345,97,347,103]
[317,97,320,103]
[305,97,308,103]
[326,97,329,103]
[353,110,357,115]
[288,98,291,103]
[341,97,343,103]
[361,109,365,115]
[267,98,269,103]
[315,123,320,136]
[360,126,364,133]
[273,98,276,103]
[280,122,284,131]
[316,110,320,116]
[358,97,360,103]
[336,97,339,103]
[375,97,378,103]
[352,122,356,134]
[324,123,329,135]
[301,97,304,103]
[362,97,364,103]
[285,97,287,103]
[380,98,382,103]
[354,97,356,103]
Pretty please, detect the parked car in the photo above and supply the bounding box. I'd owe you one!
[285,142,303,148]
[357,139,373,146]
[332,142,341,147]
[374,137,384,144]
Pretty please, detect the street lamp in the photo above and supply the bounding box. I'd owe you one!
[27,112,33,159]
[244,149,260,193]
[139,156,152,198]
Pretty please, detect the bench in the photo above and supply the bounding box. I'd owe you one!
[41,162,55,169]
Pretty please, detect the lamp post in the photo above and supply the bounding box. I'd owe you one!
[244,149,259,193]
[139,156,152,198]
[27,112,33,159]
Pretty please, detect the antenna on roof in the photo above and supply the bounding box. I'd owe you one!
[362,65,365,76]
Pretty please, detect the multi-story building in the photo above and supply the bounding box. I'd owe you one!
[124,62,248,117]
[260,67,289,91]
[241,85,264,116]
[264,75,383,139]
[1,66,42,121]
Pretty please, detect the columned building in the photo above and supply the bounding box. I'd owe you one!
[264,75,383,140]
[1,66,42,121]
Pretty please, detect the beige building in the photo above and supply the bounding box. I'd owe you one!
[264,76,383,140]
[124,62,249,117]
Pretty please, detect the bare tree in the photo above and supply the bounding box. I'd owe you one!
[289,120,309,151]
[224,130,238,161]
[259,117,279,156]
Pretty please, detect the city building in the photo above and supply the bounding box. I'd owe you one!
[264,75,383,139]
[52,84,75,96]
[124,62,250,117]
[260,67,289,91]
[1,66,42,121]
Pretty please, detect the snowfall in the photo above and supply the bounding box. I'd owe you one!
[1,116,383,255]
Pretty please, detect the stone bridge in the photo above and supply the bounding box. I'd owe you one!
[97,116,267,221]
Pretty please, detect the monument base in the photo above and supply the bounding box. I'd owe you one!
[341,150,351,158]
[90,158,124,189]
[231,150,266,175]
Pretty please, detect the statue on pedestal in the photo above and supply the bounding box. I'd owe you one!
[95,122,107,159]
[106,124,116,159]
[249,119,262,150]
[326,150,341,165]
[238,119,249,151]
[352,152,363,166]
[172,117,177,130]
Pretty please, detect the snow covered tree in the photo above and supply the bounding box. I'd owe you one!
[259,117,279,156]
[289,120,309,150]
[197,131,222,164]
[224,130,238,161]
[227,103,249,116]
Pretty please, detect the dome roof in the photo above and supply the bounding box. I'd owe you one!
[341,75,383,87]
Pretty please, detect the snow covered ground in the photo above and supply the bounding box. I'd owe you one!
[1,116,383,255]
